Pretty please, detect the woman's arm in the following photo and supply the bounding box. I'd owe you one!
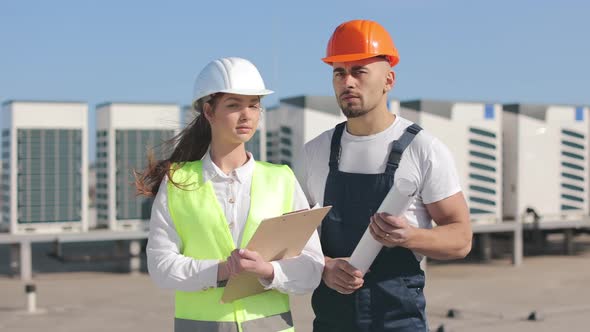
[146,177,223,292]
[258,179,325,295]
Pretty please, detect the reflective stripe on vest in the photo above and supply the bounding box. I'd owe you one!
[175,312,294,332]
[168,161,295,332]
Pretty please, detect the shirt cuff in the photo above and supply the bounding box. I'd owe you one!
[197,259,220,291]
[258,261,285,290]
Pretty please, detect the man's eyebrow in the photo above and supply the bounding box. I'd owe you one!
[351,65,368,71]
[333,66,368,73]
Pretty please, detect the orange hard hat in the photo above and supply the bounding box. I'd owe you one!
[322,19,399,67]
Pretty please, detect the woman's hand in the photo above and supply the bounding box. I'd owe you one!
[226,248,274,280]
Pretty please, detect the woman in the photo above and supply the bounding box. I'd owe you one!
[135,57,324,331]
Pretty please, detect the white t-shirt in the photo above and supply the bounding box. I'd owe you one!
[301,116,461,259]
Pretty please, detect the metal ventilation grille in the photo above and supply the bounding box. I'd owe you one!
[17,129,82,223]
[115,129,174,221]
[467,127,499,217]
[96,130,109,222]
[266,126,292,167]
[560,129,586,211]
[1,130,10,225]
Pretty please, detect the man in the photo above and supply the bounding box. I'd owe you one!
[301,20,472,331]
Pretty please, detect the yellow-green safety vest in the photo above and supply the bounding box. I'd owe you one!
[168,160,296,332]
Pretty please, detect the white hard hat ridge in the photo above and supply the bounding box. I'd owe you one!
[192,57,273,107]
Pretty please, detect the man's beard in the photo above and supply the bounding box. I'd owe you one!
[340,101,370,118]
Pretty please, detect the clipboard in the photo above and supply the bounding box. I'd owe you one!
[220,206,331,303]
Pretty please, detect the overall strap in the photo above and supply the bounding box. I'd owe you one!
[328,122,347,171]
[385,123,423,175]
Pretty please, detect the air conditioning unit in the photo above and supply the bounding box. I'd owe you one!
[95,103,180,231]
[502,104,589,222]
[400,100,502,224]
[1,101,89,234]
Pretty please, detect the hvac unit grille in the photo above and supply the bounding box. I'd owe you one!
[96,130,109,222]
[266,126,293,167]
[115,129,174,221]
[1,130,10,225]
[16,129,82,223]
[560,129,586,211]
[467,127,499,217]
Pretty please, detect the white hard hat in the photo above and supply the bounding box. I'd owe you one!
[192,57,273,108]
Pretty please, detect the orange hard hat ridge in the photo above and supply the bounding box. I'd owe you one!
[322,19,399,67]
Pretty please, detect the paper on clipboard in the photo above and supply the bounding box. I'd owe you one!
[221,206,331,303]
[349,178,417,274]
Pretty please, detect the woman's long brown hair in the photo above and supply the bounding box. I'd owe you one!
[134,95,220,197]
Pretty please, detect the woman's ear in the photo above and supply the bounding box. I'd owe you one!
[203,102,214,122]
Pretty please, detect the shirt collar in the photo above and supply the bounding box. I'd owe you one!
[201,148,256,184]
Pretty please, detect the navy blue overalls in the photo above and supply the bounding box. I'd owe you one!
[312,122,427,332]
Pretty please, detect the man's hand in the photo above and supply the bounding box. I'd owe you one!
[369,212,415,248]
[226,249,274,280]
[322,257,364,294]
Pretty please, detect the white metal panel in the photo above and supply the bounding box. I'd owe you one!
[2,101,88,234]
[504,104,589,222]
[10,102,87,128]
[104,103,180,129]
[303,108,346,144]
[454,103,503,223]
[400,101,503,223]
[502,111,519,220]
[95,103,182,230]
[518,110,561,218]
[388,99,400,115]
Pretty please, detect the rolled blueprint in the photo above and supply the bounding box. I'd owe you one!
[349,178,418,274]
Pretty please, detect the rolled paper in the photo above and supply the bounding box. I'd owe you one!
[349,178,418,274]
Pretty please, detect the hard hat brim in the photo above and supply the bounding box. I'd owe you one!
[218,88,274,97]
[192,88,274,110]
[322,53,399,67]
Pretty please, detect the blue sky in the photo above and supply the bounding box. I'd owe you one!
[1,0,588,161]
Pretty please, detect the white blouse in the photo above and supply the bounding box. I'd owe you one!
[146,151,324,294]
